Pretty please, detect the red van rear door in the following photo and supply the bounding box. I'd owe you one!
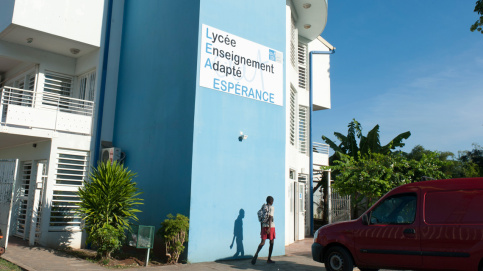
[354,189,422,269]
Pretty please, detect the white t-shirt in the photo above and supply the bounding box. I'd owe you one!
[262,205,275,228]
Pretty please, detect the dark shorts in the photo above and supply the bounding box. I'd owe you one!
[261,227,276,240]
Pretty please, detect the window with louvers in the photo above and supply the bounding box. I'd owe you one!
[290,87,296,146]
[298,106,308,154]
[49,190,82,229]
[290,17,297,68]
[298,43,307,90]
[44,72,72,96]
[43,72,73,107]
[55,150,88,186]
[49,148,88,230]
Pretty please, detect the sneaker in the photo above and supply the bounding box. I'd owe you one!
[267,259,276,264]
[251,255,257,265]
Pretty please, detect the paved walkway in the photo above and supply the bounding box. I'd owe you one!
[2,237,105,271]
[2,237,327,271]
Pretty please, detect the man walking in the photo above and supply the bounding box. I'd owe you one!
[252,196,275,264]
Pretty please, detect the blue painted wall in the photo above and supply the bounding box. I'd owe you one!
[109,0,286,263]
[112,0,200,226]
[188,0,286,262]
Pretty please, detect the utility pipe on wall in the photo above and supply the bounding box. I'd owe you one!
[309,49,335,234]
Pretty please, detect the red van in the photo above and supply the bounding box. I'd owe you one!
[312,177,483,271]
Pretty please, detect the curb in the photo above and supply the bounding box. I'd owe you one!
[2,254,36,271]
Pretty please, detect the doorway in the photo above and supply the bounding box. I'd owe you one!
[295,174,307,240]
[14,160,47,244]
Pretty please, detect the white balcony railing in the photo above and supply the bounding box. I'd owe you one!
[0,87,94,135]
[313,142,330,166]
[313,142,329,155]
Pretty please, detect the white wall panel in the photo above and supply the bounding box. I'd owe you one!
[11,0,103,46]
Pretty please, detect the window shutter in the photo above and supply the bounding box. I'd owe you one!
[298,43,307,90]
[290,87,296,146]
[298,106,308,154]
[44,72,73,97]
[49,148,89,231]
[290,17,297,69]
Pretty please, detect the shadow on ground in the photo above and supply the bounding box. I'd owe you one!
[215,256,326,271]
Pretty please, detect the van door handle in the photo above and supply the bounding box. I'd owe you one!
[403,228,416,234]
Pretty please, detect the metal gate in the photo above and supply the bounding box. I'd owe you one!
[15,161,32,238]
[328,187,351,223]
[13,161,46,245]
[0,159,19,249]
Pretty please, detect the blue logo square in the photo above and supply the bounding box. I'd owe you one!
[269,49,276,61]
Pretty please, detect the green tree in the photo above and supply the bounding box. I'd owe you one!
[406,144,454,161]
[77,161,143,258]
[471,0,483,34]
[406,152,450,182]
[327,152,404,217]
[406,145,456,177]
[458,143,483,176]
[326,151,448,217]
[406,144,482,178]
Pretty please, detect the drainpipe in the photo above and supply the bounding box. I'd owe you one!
[309,49,335,235]
[93,0,114,163]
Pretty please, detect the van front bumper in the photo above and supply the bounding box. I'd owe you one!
[311,242,324,263]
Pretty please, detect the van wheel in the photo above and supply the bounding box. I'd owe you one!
[324,246,354,271]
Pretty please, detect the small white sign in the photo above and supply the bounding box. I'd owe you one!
[199,24,283,106]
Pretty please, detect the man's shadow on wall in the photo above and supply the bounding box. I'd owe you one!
[230,209,245,257]
[219,209,252,260]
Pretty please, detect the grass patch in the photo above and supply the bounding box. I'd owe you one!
[0,258,25,271]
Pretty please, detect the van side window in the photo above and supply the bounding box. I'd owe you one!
[370,193,417,225]
[425,190,483,224]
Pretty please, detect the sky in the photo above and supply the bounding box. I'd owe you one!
[313,0,483,157]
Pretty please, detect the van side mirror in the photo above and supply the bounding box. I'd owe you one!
[362,214,369,225]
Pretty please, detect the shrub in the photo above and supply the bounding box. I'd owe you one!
[77,161,143,258]
[158,214,189,264]
[90,224,124,259]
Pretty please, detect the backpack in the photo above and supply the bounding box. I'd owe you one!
[257,203,270,223]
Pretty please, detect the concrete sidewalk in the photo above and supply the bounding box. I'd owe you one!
[2,237,326,271]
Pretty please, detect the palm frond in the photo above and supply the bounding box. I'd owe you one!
[382,131,411,153]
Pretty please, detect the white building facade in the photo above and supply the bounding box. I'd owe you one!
[0,0,333,258]
[0,0,104,249]
[284,0,333,245]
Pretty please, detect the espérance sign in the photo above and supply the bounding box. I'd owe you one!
[199,24,283,106]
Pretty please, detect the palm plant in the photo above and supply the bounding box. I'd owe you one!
[77,161,143,258]
[322,119,411,162]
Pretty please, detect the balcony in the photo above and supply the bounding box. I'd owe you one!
[0,0,103,58]
[0,87,94,136]
[313,142,329,167]
[292,0,328,40]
